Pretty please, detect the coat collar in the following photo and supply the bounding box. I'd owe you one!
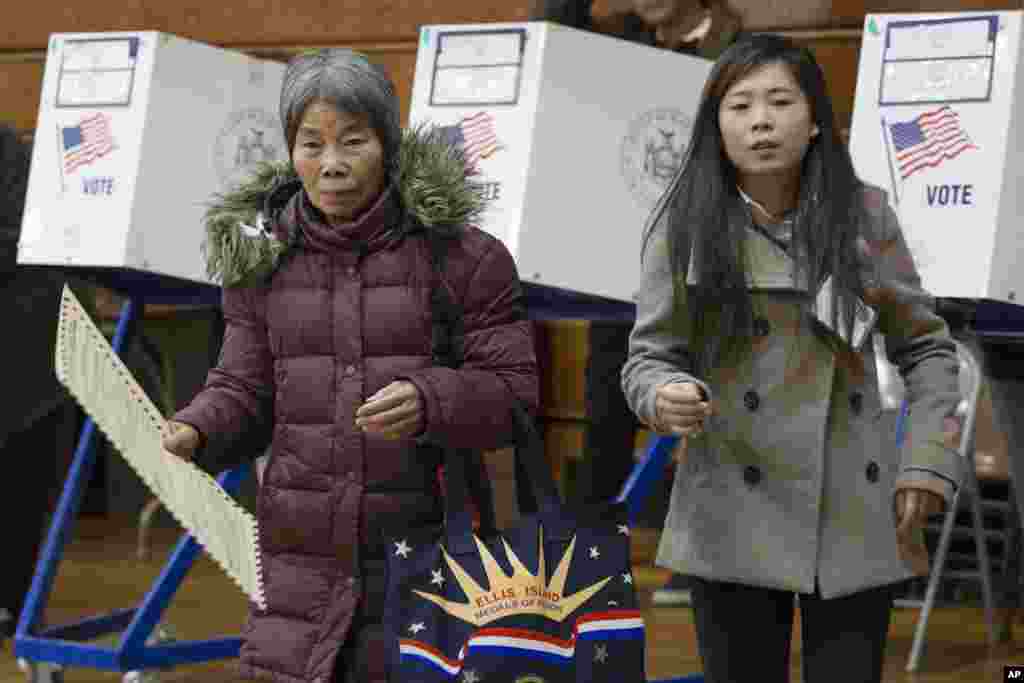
[202,124,486,287]
[686,223,811,292]
[288,185,401,255]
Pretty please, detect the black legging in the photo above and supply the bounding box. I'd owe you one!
[690,577,899,683]
[576,320,639,505]
[515,319,639,514]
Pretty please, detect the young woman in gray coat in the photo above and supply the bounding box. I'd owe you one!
[621,35,962,683]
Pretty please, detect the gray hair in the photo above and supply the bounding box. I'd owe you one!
[279,49,401,176]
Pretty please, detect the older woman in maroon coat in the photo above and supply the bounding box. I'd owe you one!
[163,49,538,683]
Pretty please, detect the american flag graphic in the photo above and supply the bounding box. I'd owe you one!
[888,106,976,180]
[61,113,116,174]
[438,112,503,170]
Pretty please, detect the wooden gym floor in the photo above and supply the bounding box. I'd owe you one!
[1,517,1022,682]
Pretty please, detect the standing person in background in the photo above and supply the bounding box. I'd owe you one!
[529,0,741,607]
[532,0,740,57]
[0,124,77,642]
[622,35,960,682]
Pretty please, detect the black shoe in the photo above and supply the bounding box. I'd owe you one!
[651,574,692,607]
[0,608,13,642]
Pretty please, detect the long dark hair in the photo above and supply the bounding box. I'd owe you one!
[646,33,866,373]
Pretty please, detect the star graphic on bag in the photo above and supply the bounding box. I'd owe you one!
[622,573,633,585]
[589,546,600,560]
[408,622,426,635]
[462,669,481,683]
[594,644,609,663]
[431,569,445,587]
[617,524,630,535]
[394,539,412,558]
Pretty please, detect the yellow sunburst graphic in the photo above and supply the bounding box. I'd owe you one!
[413,527,611,627]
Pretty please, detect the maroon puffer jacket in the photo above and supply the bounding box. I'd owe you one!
[174,151,537,682]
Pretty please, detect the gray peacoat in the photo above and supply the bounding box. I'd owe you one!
[621,186,963,599]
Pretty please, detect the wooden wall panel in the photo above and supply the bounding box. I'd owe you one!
[728,0,832,30]
[534,320,588,422]
[798,35,864,131]
[1,0,531,51]
[0,46,426,133]
[352,47,420,125]
[0,0,536,133]
[832,0,1022,27]
[0,60,44,132]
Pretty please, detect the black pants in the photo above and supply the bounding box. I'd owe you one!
[574,320,638,505]
[515,320,638,515]
[689,577,898,683]
[0,404,76,636]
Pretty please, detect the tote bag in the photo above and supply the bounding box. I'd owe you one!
[384,406,646,682]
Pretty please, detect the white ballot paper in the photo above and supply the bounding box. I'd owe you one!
[54,285,265,609]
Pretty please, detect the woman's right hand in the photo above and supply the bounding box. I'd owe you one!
[163,421,202,461]
[655,381,712,436]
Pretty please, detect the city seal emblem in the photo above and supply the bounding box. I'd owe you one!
[620,107,693,209]
[212,107,285,191]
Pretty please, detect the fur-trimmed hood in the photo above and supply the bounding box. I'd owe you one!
[203,124,486,287]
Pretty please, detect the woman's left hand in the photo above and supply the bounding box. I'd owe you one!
[355,381,424,439]
[894,488,944,575]
[895,488,944,533]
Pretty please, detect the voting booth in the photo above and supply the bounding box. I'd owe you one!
[851,12,1024,671]
[18,31,288,285]
[13,33,286,682]
[849,11,1024,303]
[407,22,712,303]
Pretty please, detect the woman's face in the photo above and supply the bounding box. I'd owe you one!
[718,62,819,185]
[291,99,386,224]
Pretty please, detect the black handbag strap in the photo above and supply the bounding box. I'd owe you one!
[422,233,497,545]
[422,232,567,555]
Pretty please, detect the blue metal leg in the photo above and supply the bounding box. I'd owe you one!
[16,298,140,643]
[616,434,679,526]
[614,435,706,683]
[15,294,252,675]
[15,464,250,672]
[117,465,249,666]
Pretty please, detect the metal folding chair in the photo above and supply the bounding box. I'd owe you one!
[904,339,997,671]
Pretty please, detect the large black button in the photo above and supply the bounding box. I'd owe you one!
[743,465,762,486]
[865,461,880,483]
[743,390,760,411]
[753,317,771,337]
[850,392,864,415]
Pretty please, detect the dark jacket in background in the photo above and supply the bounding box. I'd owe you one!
[0,125,76,637]
[531,0,741,59]
[0,128,69,448]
